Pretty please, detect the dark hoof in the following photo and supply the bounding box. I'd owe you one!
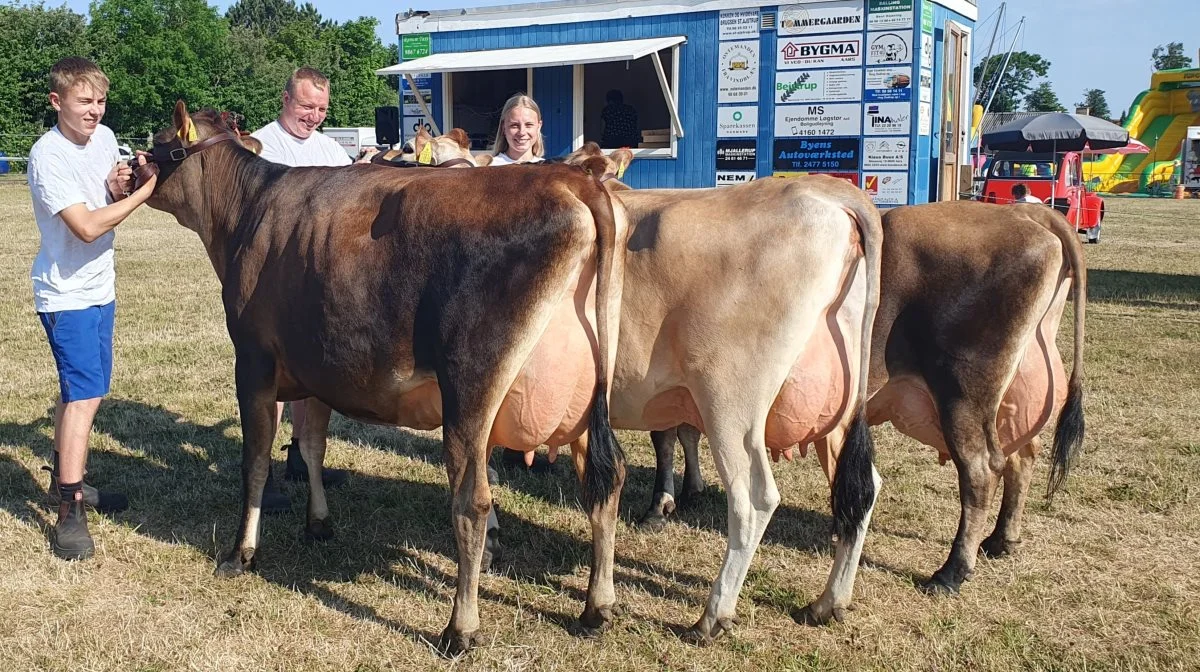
[437,627,480,657]
[215,550,255,578]
[677,486,706,509]
[573,604,621,638]
[638,513,669,532]
[920,574,962,596]
[791,603,846,626]
[260,488,291,516]
[981,536,1018,559]
[682,615,739,645]
[304,519,335,542]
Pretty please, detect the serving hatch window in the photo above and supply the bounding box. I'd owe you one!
[446,68,529,151]
[575,45,681,158]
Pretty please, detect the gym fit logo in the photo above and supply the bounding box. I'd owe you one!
[870,33,909,63]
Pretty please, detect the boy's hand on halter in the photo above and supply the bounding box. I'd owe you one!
[107,160,135,200]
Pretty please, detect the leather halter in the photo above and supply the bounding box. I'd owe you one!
[147,132,241,165]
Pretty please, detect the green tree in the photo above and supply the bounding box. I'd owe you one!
[210,26,295,131]
[226,0,320,36]
[1152,42,1193,71]
[320,17,399,127]
[1025,82,1065,112]
[974,51,1052,113]
[1076,89,1111,119]
[0,3,91,162]
[87,0,231,138]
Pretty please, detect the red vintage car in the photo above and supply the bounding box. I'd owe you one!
[978,151,1104,243]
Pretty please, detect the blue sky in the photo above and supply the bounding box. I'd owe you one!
[57,0,1197,116]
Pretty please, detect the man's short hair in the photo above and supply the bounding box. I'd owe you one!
[1012,183,1028,198]
[50,57,109,97]
[286,67,330,96]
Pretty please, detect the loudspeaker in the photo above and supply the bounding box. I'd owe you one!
[375,106,400,146]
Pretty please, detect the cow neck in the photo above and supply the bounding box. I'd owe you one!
[197,142,277,285]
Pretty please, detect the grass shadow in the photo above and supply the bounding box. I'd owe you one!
[1088,269,1200,311]
[0,398,714,646]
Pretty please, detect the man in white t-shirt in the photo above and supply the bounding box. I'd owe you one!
[28,57,157,560]
[251,67,365,510]
[1011,183,1043,204]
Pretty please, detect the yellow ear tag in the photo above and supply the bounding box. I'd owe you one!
[178,123,197,143]
[616,162,627,179]
[417,142,433,165]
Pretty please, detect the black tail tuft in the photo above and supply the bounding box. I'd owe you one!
[831,410,876,543]
[583,387,625,510]
[1046,378,1085,502]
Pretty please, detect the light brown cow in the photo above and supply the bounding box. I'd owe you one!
[371,127,480,168]
[647,200,1087,600]
[136,103,629,654]
[590,176,883,639]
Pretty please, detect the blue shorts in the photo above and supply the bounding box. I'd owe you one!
[38,301,115,403]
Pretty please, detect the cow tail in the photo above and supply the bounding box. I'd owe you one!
[1040,209,1087,502]
[831,197,883,543]
[583,185,625,511]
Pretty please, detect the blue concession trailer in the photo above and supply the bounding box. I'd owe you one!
[377,0,978,204]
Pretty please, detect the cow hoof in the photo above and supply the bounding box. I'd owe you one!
[920,574,962,596]
[682,615,739,646]
[574,604,621,638]
[437,626,480,657]
[791,603,847,626]
[638,512,669,532]
[304,519,335,542]
[677,486,705,509]
[981,536,1019,559]
[215,549,255,578]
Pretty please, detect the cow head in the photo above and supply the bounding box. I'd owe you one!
[562,141,635,190]
[142,100,259,234]
[392,127,478,167]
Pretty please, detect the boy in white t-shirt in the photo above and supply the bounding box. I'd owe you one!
[28,57,157,560]
[250,67,366,510]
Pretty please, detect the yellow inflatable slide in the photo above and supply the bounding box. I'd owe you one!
[1083,68,1200,193]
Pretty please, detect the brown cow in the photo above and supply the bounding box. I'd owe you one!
[137,102,629,654]
[646,200,1087,599]
[398,142,884,639]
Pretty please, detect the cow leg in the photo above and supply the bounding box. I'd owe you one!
[686,421,780,644]
[440,424,493,655]
[217,349,278,578]
[982,437,1042,559]
[640,428,679,531]
[924,404,1002,594]
[298,399,334,541]
[795,428,882,625]
[677,423,706,507]
[569,431,626,636]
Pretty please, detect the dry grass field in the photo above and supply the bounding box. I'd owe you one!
[0,181,1197,671]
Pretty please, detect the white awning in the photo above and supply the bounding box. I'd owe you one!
[374,35,686,75]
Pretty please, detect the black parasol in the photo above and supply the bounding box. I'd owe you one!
[982,112,1130,152]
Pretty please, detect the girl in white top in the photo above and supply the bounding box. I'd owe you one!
[490,94,546,165]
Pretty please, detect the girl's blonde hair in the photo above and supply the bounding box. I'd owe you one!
[492,93,544,158]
